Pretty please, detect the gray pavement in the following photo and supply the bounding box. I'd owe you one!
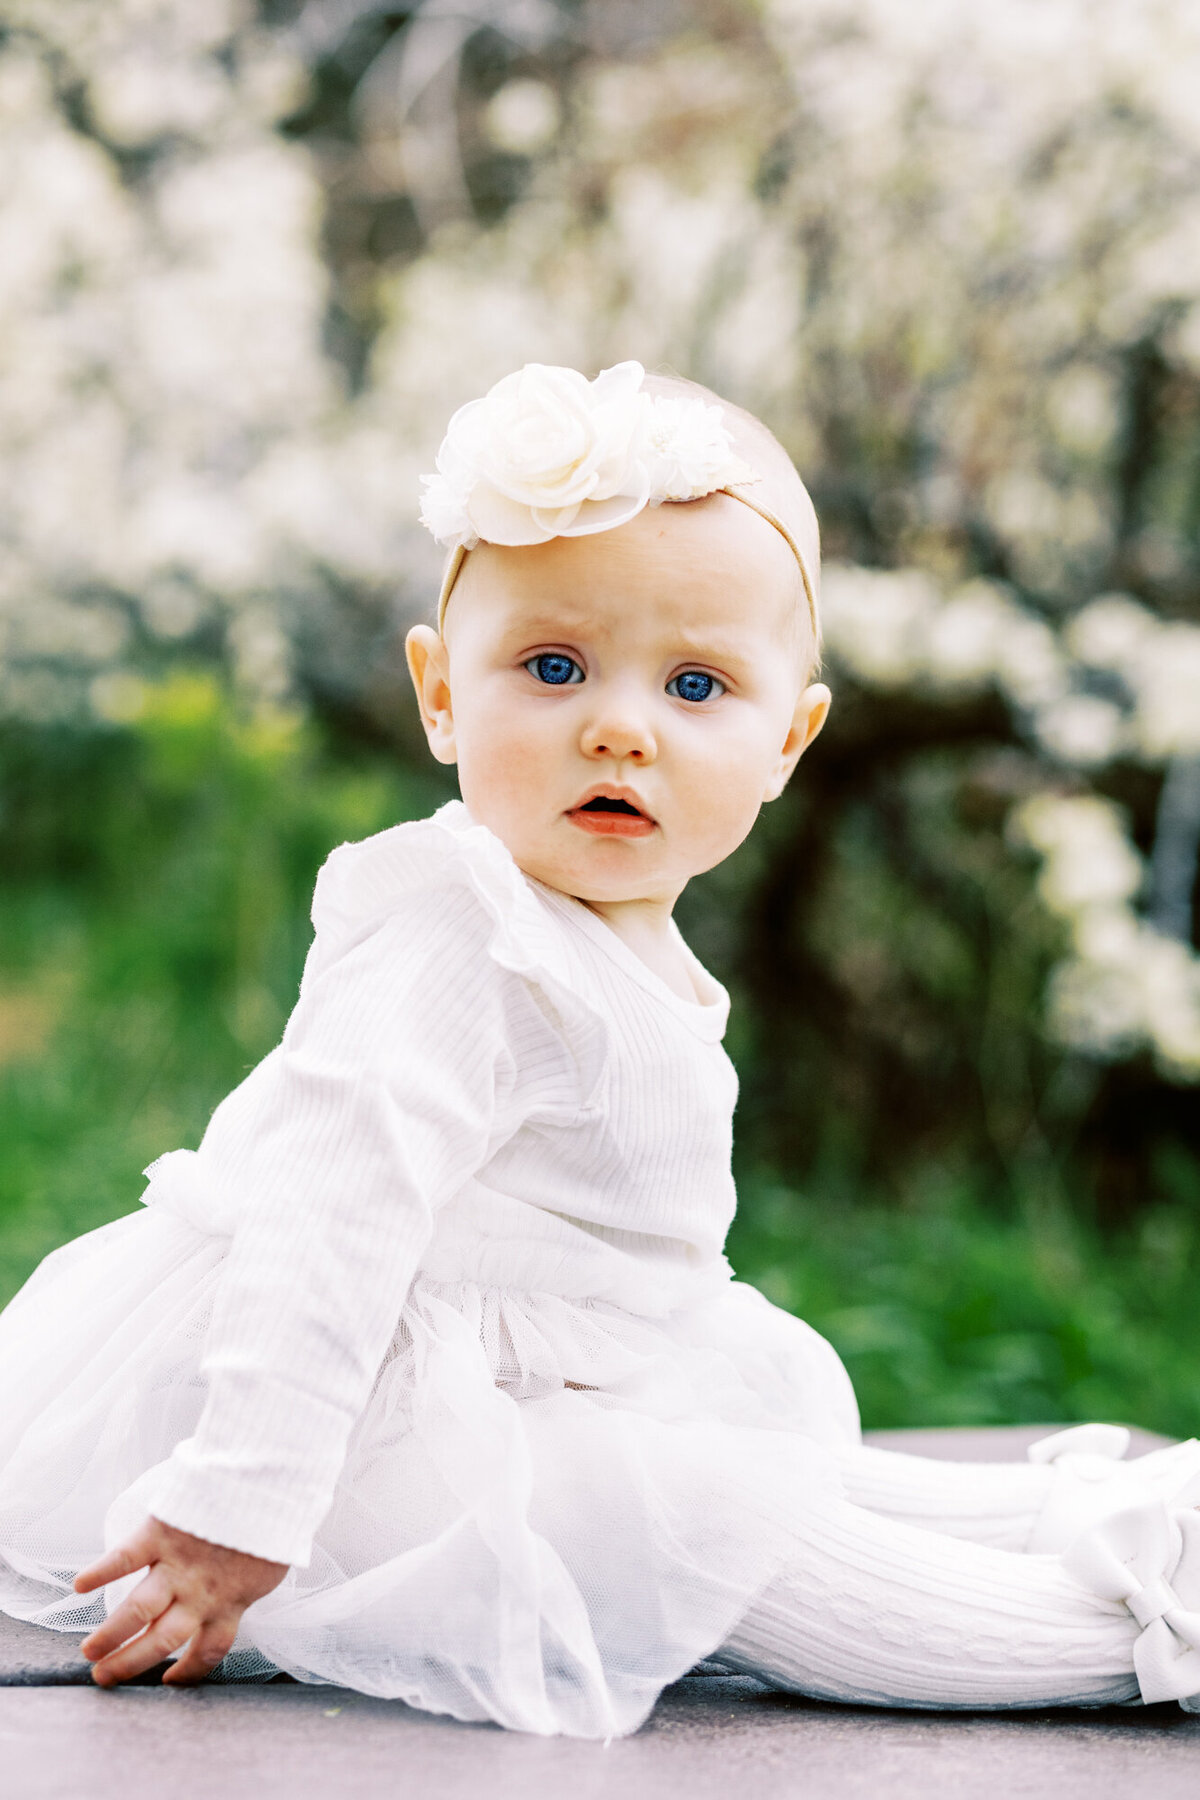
[4,1678,1199,1800]
[3,1425,1196,1797]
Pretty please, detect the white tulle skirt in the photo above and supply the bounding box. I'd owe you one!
[0,1206,859,1738]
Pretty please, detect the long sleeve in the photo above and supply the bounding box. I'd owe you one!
[149,883,546,1566]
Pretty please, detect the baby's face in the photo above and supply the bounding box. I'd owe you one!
[408,495,829,908]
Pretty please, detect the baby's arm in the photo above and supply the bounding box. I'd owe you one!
[146,901,523,1569]
[73,1518,286,1685]
[81,881,545,1682]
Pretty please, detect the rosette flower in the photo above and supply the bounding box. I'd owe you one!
[420,361,654,549]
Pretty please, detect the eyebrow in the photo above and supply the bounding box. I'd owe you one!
[497,612,605,643]
[663,628,755,666]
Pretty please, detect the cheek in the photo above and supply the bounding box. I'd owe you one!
[676,713,776,799]
[667,712,783,850]
[691,765,766,835]
[455,691,565,806]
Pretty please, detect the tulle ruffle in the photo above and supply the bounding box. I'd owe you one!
[0,1206,856,1737]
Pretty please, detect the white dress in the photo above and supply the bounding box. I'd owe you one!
[0,801,859,1734]
[4,802,1200,1733]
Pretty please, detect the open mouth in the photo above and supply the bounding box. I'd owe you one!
[579,797,643,816]
[567,793,656,838]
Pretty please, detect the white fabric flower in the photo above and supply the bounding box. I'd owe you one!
[643,395,758,501]
[418,360,758,550]
[417,469,475,547]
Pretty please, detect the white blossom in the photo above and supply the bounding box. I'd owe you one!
[483,80,561,155]
[1066,595,1158,670]
[820,566,942,687]
[2,0,1199,1089]
[1016,796,1143,913]
[1012,794,1200,1079]
[1133,628,1200,759]
[1033,695,1126,768]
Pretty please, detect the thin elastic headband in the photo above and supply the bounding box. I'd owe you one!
[435,486,818,635]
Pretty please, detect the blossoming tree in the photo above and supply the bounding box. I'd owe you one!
[1,0,1198,1207]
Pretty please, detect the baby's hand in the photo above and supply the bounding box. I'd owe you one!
[73,1516,287,1687]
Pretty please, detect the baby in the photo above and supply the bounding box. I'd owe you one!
[1,361,1199,1737]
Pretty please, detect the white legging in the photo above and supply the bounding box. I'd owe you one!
[718,1445,1140,1708]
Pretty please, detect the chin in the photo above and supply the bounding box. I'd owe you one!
[516,844,639,895]
[560,857,679,907]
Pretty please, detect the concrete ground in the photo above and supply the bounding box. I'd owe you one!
[3,1425,1198,1799]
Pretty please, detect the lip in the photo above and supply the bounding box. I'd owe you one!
[565,784,657,839]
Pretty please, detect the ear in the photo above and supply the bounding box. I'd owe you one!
[762,682,831,802]
[405,625,458,765]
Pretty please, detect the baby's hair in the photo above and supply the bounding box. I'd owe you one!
[642,368,823,677]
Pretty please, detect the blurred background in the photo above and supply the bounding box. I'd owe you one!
[2,0,1199,1433]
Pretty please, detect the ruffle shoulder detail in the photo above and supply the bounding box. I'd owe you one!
[308,800,609,1107]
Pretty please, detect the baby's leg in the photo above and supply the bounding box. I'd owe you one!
[833,1443,1051,1549]
[835,1434,1200,1553]
[718,1492,1139,1708]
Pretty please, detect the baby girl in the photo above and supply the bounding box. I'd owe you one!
[1,361,1199,1738]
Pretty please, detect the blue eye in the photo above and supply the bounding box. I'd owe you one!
[526,653,582,686]
[667,670,722,703]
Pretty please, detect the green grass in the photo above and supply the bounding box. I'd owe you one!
[3,673,1199,1440]
[0,673,446,1299]
[726,1175,1200,1438]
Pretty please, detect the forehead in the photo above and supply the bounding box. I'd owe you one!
[451,494,805,647]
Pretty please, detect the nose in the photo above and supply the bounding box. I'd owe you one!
[579,684,657,764]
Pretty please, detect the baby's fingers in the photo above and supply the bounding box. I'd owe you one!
[163,1620,237,1686]
[89,1601,196,1688]
[74,1523,157,1596]
[79,1568,173,1666]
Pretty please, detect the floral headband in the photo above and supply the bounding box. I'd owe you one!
[418,361,819,635]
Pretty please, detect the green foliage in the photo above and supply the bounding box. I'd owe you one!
[0,674,446,1301]
[728,1171,1200,1438]
[684,732,1074,1192]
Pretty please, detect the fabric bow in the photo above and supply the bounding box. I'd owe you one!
[1064,1500,1200,1708]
